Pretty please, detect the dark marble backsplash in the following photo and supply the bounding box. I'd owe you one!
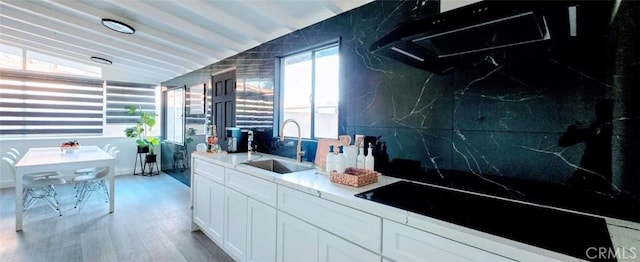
[164,0,640,222]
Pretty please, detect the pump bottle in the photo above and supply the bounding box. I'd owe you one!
[356,145,365,169]
[364,143,375,171]
[335,146,346,173]
[325,145,336,172]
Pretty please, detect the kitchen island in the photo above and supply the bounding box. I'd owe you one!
[191,152,639,262]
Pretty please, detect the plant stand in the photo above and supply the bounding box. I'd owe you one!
[142,154,159,176]
[133,146,149,175]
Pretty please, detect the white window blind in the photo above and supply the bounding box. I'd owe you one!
[105,81,156,124]
[183,83,212,135]
[0,71,104,136]
[186,84,206,128]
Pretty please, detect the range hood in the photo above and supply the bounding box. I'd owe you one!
[370,1,578,74]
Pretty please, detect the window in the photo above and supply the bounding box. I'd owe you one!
[0,44,165,140]
[0,71,104,137]
[165,87,184,144]
[0,44,23,69]
[185,83,209,135]
[26,51,101,77]
[0,43,101,78]
[280,44,339,139]
[105,82,157,124]
[104,81,159,137]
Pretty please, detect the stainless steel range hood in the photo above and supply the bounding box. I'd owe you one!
[370,1,578,74]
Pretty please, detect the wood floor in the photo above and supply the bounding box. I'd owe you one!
[0,174,234,262]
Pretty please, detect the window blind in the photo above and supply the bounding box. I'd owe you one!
[105,81,156,124]
[185,85,206,127]
[0,71,104,136]
[235,80,273,129]
[236,98,273,128]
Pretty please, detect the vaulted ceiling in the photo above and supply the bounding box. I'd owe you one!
[0,0,373,84]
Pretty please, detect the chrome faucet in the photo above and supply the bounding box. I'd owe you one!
[280,119,304,163]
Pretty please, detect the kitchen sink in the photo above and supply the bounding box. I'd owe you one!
[241,159,314,174]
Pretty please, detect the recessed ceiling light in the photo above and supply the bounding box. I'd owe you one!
[91,56,112,65]
[101,18,135,34]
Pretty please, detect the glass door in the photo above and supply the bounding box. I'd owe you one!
[166,87,184,144]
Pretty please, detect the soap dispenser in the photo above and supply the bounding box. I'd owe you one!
[326,145,336,172]
[365,143,375,171]
[335,146,346,173]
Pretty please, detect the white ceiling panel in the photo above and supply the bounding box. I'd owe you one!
[0,0,373,84]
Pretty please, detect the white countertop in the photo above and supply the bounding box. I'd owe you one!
[192,151,640,261]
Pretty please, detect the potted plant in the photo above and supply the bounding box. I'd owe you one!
[124,105,160,162]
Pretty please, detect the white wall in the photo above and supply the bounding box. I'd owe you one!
[0,137,162,188]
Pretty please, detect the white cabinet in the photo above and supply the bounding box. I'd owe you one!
[277,185,381,253]
[247,198,277,262]
[193,174,211,229]
[319,230,380,262]
[192,156,574,262]
[382,219,514,262]
[227,168,277,206]
[276,210,380,262]
[193,158,225,183]
[224,187,278,262]
[277,211,318,262]
[208,180,225,244]
[225,188,248,262]
[223,169,278,262]
[193,172,225,245]
[192,157,226,246]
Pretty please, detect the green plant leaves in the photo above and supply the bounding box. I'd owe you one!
[124,105,159,154]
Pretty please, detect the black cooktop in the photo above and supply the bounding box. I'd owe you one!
[355,180,614,262]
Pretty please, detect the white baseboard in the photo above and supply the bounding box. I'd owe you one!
[0,179,14,189]
[0,167,146,189]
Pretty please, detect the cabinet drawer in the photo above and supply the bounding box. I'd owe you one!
[278,185,382,253]
[226,169,277,207]
[277,211,319,262]
[319,230,381,262]
[383,219,514,262]
[194,159,225,184]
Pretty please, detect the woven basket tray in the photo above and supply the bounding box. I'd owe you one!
[330,167,378,188]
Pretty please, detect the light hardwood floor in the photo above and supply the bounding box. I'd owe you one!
[0,174,234,262]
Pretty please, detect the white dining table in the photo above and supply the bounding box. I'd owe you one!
[13,145,115,231]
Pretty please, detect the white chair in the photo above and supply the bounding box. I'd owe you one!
[74,146,118,175]
[2,157,66,216]
[8,148,20,156]
[73,166,110,211]
[102,144,112,152]
[72,147,117,195]
[107,146,117,156]
[6,149,62,179]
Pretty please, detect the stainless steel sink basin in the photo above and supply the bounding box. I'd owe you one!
[242,159,314,174]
